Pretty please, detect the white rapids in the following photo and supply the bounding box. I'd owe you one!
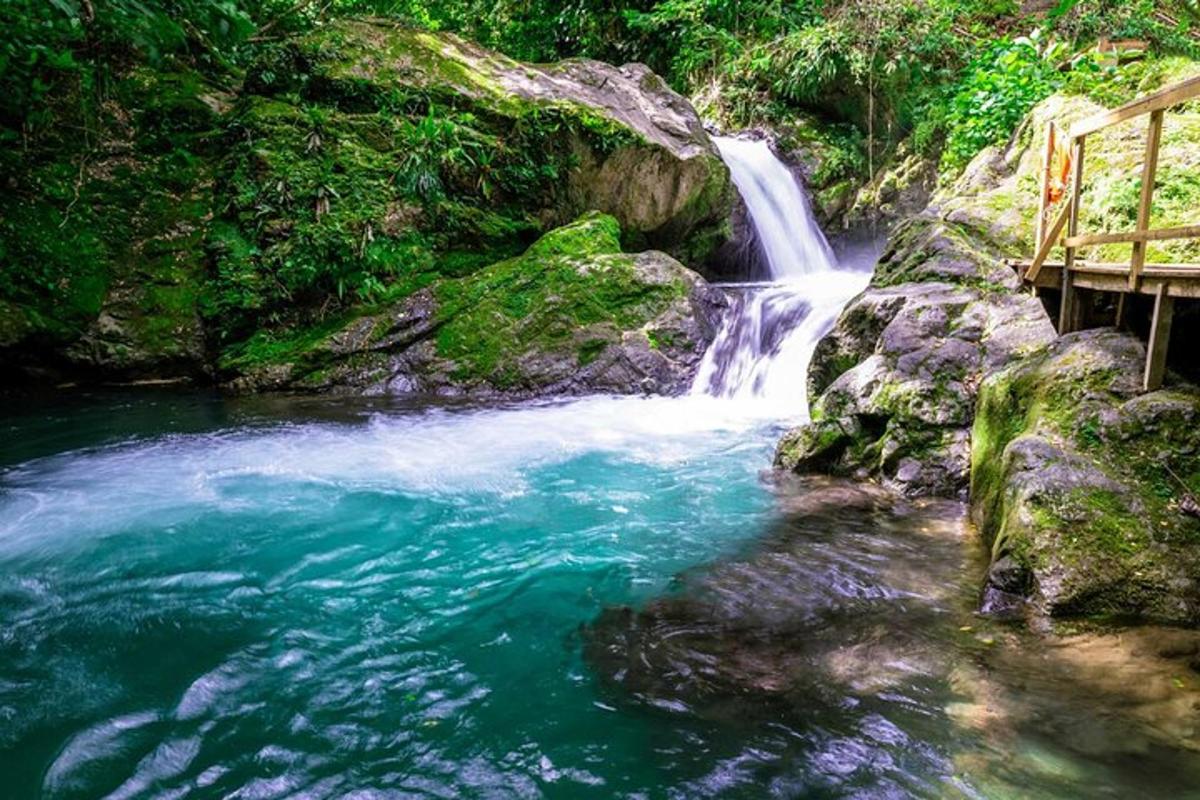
[691,136,871,416]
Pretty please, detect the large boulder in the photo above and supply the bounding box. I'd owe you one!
[971,329,1200,623]
[222,213,723,396]
[775,215,1056,496]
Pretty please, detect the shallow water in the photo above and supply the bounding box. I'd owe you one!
[2,390,1200,799]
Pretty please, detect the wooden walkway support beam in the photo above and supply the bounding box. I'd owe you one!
[1059,136,1086,334]
[1145,283,1174,391]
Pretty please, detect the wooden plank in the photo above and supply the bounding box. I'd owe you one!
[1060,137,1086,334]
[1130,109,1164,291]
[1025,268,1200,298]
[1010,259,1200,271]
[1144,282,1174,391]
[1063,224,1200,249]
[1115,292,1127,329]
[1026,202,1070,282]
[1035,120,1056,251]
[1069,74,1200,139]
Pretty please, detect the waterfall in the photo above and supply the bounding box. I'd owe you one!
[691,137,871,415]
[712,137,837,278]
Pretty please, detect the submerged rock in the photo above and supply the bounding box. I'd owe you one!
[971,329,1200,624]
[584,475,1200,789]
[584,478,976,714]
[775,215,1056,496]
[225,213,723,396]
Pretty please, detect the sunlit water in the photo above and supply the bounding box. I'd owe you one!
[3,391,1200,799]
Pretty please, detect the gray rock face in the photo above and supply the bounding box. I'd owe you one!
[971,329,1200,624]
[775,215,1056,497]
[278,20,734,261]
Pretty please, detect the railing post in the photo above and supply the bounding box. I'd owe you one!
[1059,135,1086,334]
[1035,120,1056,252]
[1144,282,1174,391]
[1129,109,1164,291]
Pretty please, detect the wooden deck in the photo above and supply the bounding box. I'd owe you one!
[1015,261,1200,299]
[1019,75,1200,391]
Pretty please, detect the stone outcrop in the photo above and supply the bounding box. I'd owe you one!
[971,329,1200,623]
[224,213,722,397]
[775,215,1056,496]
[240,19,732,265]
[2,20,733,394]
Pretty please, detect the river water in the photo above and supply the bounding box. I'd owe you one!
[2,138,1200,798]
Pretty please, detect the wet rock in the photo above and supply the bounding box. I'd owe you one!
[776,215,1056,497]
[584,477,975,715]
[971,329,1200,624]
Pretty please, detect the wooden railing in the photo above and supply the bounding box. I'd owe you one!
[1023,74,1200,390]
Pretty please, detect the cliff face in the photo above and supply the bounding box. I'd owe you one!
[0,20,733,395]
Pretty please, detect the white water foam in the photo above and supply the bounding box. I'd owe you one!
[692,137,871,415]
[0,135,872,554]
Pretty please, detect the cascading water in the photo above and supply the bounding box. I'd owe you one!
[692,136,871,416]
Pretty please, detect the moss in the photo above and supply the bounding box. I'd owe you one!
[218,314,355,372]
[577,338,609,366]
[430,212,686,386]
[0,66,216,369]
[971,331,1200,621]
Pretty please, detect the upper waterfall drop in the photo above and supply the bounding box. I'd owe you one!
[712,136,837,280]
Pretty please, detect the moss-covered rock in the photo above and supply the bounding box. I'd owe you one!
[775,215,1056,496]
[935,57,1200,262]
[219,20,730,331]
[0,67,221,381]
[970,329,1200,623]
[223,213,721,397]
[1,20,732,393]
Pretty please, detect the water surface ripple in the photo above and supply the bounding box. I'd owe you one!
[2,392,1200,799]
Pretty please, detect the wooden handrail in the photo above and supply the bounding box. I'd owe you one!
[1068,74,1200,139]
[1063,224,1200,249]
[1021,74,1200,391]
[1026,203,1070,282]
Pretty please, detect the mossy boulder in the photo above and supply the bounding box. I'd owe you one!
[971,329,1200,623]
[224,19,731,299]
[2,20,730,392]
[775,215,1056,496]
[934,56,1200,262]
[223,213,721,397]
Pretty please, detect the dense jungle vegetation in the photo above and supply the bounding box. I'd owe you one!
[7,0,1199,166]
[3,0,1199,381]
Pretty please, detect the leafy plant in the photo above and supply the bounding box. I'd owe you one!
[939,32,1065,174]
